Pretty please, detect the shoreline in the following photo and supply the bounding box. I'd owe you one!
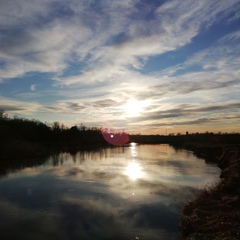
[1,116,239,238]
[178,145,240,240]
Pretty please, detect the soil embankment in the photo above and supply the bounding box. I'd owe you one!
[179,146,240,240]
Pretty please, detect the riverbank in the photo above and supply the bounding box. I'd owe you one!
[179,146,240,240]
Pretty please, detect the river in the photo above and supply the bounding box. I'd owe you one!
[0,143,220,240]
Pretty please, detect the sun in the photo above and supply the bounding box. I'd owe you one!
[123,99,148,117]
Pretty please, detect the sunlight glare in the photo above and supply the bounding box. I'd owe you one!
[123,99,148,117]
[125,162,143,181]
[130,142,137,157]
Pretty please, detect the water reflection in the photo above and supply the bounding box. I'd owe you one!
[125,162,143,181]
[125,143,144,181]
[0,144,220,240]
[130,142,137,158]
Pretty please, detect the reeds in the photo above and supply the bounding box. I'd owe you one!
[179,147,240,240]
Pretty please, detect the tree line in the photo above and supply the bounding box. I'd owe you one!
[0,111,108,160]
[1,109,239,160]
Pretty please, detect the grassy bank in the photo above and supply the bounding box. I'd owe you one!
[179,146,240,240]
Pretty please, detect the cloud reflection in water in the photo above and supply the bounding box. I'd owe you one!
[0,144,220,240]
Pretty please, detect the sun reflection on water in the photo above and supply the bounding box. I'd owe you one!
[125,142,144,181]
[126,161,143,181]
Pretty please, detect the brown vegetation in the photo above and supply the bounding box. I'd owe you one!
[179,147,240,240]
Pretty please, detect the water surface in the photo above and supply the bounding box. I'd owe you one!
[0,144,220,240]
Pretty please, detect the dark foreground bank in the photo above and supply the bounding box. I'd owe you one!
[179,146,240,240]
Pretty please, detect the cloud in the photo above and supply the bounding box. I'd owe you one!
[68,102,86,111]
[0,97,41,115]
[92,99,118,108]
[129,112,240,129]
[178,30,240,73]
[0,0,94,81]
[121,100,240,132]
[0,0,240,132]
[0,19,91,80]
[1,0,238,84]
[147,78,240,99]
[151,101,240,118]
[51,0,239,90]
[43,101,86,114]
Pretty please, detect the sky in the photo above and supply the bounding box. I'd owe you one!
[0,0,240,134]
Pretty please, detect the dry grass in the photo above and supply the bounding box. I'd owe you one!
[179,147,240,240]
